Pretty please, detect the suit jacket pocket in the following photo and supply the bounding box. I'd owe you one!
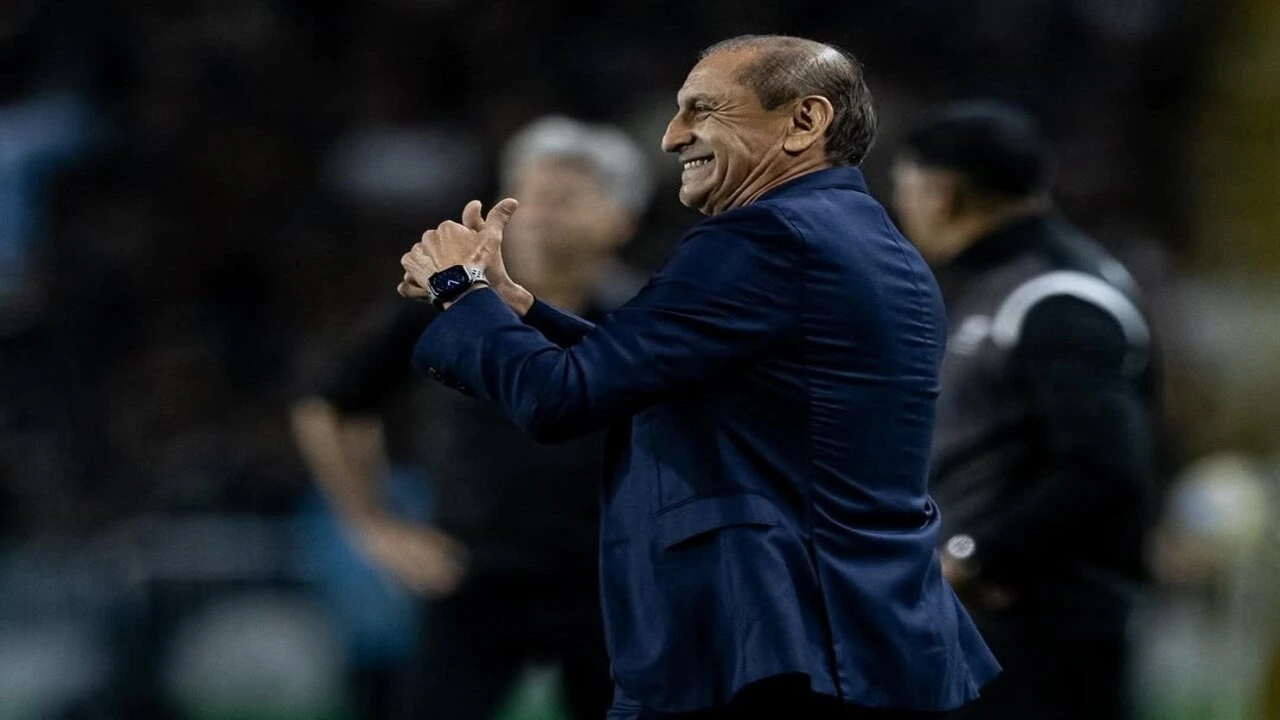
[655,492,782,549]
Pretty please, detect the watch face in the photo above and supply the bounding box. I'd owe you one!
[428,265,470,298]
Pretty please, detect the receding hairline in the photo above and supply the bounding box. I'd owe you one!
[702,36,851,68]
[698,35,857,104]
[699,34,838,61]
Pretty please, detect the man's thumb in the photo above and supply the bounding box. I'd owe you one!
[484,198,519,233]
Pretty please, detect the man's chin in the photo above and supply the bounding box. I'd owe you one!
[678,185,711,213]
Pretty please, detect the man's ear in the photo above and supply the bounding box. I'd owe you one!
[783,95,835,155]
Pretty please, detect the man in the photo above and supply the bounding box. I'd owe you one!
[891,102,1157,719]
[398,36,999,719]
[292,115,652,719]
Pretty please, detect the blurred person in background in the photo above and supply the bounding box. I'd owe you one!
[1136,453,1279,719]
[891,102,1158,720]
[400,35,999,720]
[291,115,653,720]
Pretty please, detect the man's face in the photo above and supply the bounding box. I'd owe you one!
[661,51,793,215]
[890,157,955,264]
[503,157,631,280]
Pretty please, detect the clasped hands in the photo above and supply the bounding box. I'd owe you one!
[399,198,534,314]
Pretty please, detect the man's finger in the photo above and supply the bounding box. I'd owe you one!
[410,244,439,266]
[461,200,484,231]
[399,282,429,300]
[483,197,519,234]
[402,250,429,271]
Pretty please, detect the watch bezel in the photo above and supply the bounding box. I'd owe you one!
[426,265,484,306]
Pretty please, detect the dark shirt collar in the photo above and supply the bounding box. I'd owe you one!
[756,165,868,203]
[948,213,1053,272]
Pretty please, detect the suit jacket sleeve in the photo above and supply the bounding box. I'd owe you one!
[967,295,1152,575]
[413,205,799,443]
[522,299,596,347]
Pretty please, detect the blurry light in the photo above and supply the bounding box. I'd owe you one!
[162,593,344,718]
[1165,453,1270,557]
[323,125,484,215]
[0,622,110,718]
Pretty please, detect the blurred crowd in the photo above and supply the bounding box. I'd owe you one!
[0,0,1277,718]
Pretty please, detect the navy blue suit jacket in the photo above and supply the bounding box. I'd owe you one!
[414,167,999,712]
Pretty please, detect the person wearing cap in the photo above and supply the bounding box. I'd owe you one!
[292,115,653,720]
[891,102,1158,720]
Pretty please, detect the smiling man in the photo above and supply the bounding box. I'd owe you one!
[398,35,999,719]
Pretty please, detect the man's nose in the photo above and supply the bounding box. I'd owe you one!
[661,115,692,154]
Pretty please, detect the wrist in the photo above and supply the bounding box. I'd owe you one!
[441,281,489,310]
[427,265,487,308]
[505,285,535,316]
[486,279,534,316]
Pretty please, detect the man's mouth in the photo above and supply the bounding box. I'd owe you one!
[682,155,713,171]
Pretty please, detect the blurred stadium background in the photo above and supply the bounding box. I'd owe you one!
[1,0,1277,718]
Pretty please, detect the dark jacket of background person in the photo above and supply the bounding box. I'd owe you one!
[930,213,1157,720]
[312,300,604,579]
[310,299,613,720]
[930,214,1156,597]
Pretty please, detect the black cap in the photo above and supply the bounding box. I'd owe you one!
[901,101,1052,198]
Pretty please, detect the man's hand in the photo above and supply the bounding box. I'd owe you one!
[458,199,534,314]
[399,198,533,314]
[353,517,469,597]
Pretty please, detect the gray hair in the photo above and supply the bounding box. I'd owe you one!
[500,115,655,216]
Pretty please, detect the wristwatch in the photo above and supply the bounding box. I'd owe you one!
[426,265,487,307]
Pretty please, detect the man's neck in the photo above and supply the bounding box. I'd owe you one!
[740,158,833,208]
[940,199,1051,265]
[709,154,833,215]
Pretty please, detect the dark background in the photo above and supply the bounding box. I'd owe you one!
[0,1,1276,718]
